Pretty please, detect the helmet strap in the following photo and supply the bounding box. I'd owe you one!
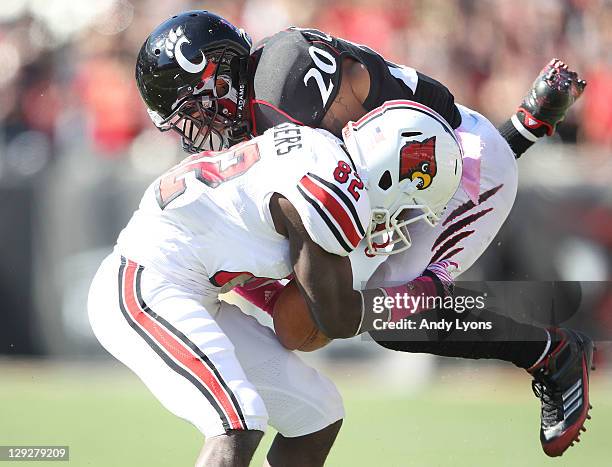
[228,55,251,143]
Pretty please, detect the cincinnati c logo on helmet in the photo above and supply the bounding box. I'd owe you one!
[399,136,437,189]
[163,27,207,74]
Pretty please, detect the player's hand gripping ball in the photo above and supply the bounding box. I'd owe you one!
[272,280,331,352]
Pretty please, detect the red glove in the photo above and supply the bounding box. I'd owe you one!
[234,278,285,316]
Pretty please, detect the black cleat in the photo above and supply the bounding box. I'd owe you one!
[528,328,594,457]
[517,59,587,137]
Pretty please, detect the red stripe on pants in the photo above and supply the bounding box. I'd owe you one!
[122,259,244,430]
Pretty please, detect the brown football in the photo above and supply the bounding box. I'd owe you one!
[272,280,331,352]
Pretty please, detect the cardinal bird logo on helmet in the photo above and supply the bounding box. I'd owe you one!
[399,136,437,189]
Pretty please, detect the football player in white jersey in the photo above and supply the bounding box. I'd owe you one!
[130,11,593,458]
[88,103,467,466]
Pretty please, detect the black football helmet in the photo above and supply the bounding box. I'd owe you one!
[135,11,252,153]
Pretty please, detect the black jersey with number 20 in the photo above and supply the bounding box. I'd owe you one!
[250,27,462,136]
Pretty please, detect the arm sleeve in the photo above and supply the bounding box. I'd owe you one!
[362,56,463,129]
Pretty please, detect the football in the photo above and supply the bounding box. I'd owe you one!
[272,280,331,352]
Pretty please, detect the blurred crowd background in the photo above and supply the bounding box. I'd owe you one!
[0,0,611,361]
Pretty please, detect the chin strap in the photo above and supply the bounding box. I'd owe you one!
[228,55,251,144]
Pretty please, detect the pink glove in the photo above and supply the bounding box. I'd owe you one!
[381,260,458,322]
[234,278,285,316]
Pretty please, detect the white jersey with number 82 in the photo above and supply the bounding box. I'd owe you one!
[116,124,371,296]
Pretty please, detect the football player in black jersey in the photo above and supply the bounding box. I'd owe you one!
[134,10,592,461]
[135,13,584,156]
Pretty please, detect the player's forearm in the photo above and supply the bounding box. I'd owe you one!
[275,195,363,338]
[311,290,363,339]
[289,239,362,338]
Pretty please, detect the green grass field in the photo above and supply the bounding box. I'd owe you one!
[0,359,610,467]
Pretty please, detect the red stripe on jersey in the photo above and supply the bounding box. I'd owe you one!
[311,40,341,55]
[251,99,306,126]
[122,260,244,430]
[300,175,362,248]
[210,271,254,288]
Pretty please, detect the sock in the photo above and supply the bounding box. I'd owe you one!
[527,329,552,369]
[370,303,550,369]
[381,276,440,322]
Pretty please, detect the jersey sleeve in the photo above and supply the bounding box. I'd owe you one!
[364,60,462,129]
[292,171,369,256]
[252,29,340,133]
[269,135,371,257]
[251,28,462,134]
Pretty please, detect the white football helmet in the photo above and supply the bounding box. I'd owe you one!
[342,100,463,256]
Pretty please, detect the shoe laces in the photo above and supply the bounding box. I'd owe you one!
[532,374,563,427]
